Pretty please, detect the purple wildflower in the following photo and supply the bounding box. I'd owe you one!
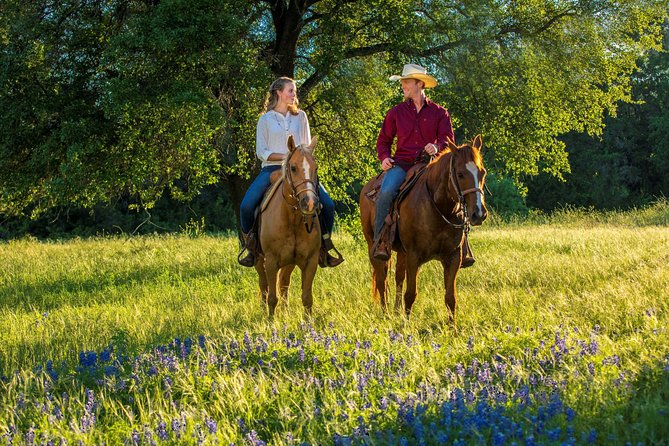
[246,430,266,446]
[25,426,35,445]
[205,418,217,434]
[156,420,168,441]
[171,418,183,438]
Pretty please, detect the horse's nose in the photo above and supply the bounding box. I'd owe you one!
[471,208,487,226]
[300,195,318,214]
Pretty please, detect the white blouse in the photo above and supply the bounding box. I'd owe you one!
[256,109,311,167]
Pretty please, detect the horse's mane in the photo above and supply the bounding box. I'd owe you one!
[428,141,483,170]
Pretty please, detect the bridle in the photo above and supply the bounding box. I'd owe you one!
[426,151,484,234]
[282,147,320,233]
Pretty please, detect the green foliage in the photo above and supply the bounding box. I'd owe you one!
[526,23,669,210]
[484,172,530,217]
[1,0,668,224]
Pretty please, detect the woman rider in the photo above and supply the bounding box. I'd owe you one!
[238,77,344,268]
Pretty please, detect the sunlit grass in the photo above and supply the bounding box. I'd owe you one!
[1,205,668,444]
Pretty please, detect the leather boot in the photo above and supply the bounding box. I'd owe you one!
[372,237,391,262]
[461,238,475,268]
[238,231,258,267]
[319,234,344,268]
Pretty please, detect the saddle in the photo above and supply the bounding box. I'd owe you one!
[364,162,427,205]
[248,171,284,259]
[259,170,284,214]
[365,163,428,250]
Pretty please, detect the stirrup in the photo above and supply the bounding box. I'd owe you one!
[238,248,256,267]
[319,247,344,268]
[238,231,258,267]
[319,235,344,268]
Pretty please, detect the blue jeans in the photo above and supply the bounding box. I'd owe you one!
[374,166,407,239]
[240,166,335,235]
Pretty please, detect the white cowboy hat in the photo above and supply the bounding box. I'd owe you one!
[389,64,438,88]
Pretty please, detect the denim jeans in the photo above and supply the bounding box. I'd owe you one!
[374,166,407,239]
[240,166,335,235]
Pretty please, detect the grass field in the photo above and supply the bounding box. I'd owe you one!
[1,204,668,445]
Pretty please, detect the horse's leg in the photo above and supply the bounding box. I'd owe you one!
[441,256,460,326]
[299,257,318,316]
[255,255,268,305]
[395,252,406,313]
[264,256,280,318]
[403,255,420,317]
[278,265,295,304]
[370,257,390,309]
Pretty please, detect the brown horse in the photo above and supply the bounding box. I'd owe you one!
[255,135,321,317]
[359,135,488,323]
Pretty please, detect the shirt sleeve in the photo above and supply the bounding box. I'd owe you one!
[437,109,455,151]
[256,115,272,162]
[300,111,311,146]
[376,108,396,161]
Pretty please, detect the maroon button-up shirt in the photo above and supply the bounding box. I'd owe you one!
[376,98,454,170]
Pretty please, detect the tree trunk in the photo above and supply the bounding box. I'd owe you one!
[268,0,306,77]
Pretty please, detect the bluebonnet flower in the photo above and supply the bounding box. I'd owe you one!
[79,351,97,368]
[436,431,449,443]
[171,418,183,438]
[131,429,141,445]
[246,430,266,446]
[243,332,252,352]
[205,417,217,434]
[25,426,35,445]
[603,355,621,367]
[333,433,352,446]
[45,360,58,381]
[156,420,168,441]
[99,347,112,363]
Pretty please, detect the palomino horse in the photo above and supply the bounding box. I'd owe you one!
[359,135,487,324]
[255,135,321,317]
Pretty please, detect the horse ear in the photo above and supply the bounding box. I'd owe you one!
[287,135,297,153]
[446,138,458,152]
[308,136,318,154]
[472,134,482,151]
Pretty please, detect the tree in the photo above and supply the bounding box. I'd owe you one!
[526,20,669,210]
[1,0,667,223]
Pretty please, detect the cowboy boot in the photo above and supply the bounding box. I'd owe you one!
[319,233,344,268]
[238,231,258,267]
[461,238,475,268]
[372,234,391,262]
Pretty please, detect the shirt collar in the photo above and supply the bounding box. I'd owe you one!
[405,97,431,109]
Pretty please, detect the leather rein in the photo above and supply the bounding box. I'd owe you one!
[281,148,320,233]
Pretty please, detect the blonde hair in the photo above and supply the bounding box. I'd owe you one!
[265,77,299,115]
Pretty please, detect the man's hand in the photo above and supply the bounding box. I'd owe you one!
[381,157,395,171]
[425,143,438,156]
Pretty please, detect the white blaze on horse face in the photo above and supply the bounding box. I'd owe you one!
[466,161,483,212]
[302,156,317,211]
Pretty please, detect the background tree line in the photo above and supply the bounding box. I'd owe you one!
[1,0,668,237]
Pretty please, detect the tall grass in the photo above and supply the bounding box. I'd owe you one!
[0,204,667,445]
